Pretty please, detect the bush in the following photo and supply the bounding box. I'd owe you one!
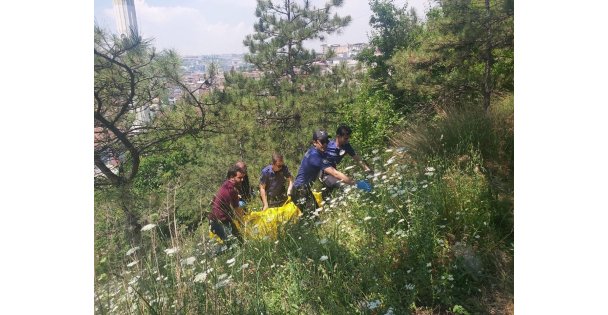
[340,88,402,153]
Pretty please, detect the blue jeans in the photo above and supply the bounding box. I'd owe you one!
[292,185,319,220]
[209,219,242,244]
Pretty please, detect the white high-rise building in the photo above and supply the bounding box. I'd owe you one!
[113,0,139,36]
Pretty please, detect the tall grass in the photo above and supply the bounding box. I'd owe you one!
[95,97,513,314]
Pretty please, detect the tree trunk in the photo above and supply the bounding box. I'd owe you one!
[483,0,493,112]
[120,184,142,246]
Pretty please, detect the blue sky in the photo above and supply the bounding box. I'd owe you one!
[94,0,435,55]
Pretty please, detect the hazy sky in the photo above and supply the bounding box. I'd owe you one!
[94,0,436,55]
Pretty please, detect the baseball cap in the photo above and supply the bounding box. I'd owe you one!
[312,130,331,143]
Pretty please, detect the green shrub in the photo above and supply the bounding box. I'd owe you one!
[340,89,402,153]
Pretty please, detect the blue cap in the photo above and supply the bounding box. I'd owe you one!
[313,130,331,143]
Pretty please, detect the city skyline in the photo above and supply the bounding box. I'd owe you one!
[94,0,435,55]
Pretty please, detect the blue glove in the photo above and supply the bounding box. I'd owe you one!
[238,200,246,208]
[356,180,372,192]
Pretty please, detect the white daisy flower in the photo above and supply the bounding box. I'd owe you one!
[141,224,156,232]
[164,247,179,256]
[214,277,232,289]
[128,275,140,285]
[368,299,381,310]
[181,257,196,266]
[125,247,140,256]
[127,261,138,267]
[319,255,328,261]
[194,272,208,283]
[384,156,396,166]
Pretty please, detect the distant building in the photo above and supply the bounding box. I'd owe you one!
[321,43,369,58]
[113,0,139,36]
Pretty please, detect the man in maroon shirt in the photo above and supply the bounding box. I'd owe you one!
[208,165,246,244]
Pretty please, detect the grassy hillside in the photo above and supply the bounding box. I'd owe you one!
[94,95,513,314]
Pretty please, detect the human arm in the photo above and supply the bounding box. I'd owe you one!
[322,166,355,185]
[225,186,244,223]
[352,154,373,174]
[259,182,269,211]
[286,176,294,197]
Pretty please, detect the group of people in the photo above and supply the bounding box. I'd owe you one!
[207,124,373,244]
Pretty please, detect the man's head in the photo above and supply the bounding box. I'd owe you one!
[235,161,248,174]
[336,124,352,145]
[312,129,330,151]
[271,153,285,172]
[227,165,246,184]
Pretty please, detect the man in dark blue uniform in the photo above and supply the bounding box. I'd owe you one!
[259,152,293,210]
[292,130,356,218]
[321,125,373,197]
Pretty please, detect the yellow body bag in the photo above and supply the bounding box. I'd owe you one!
[209,191,322,242]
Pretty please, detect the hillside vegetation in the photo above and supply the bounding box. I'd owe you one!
[94,0,513,314]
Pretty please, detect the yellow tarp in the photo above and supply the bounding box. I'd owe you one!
[209,192,322,242]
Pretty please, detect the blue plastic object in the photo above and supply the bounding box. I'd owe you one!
[356,180,372,192]
[239,200,246,208]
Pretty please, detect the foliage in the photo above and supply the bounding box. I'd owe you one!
[94,26,227,241]
[356,0,424,113]
[389,0,514,111]
[243,0,352,86]
[94,27,212,187]
[391,93,514,180]
[95,0,513,313]
[339,86,402,153]
[95,118,513,313]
